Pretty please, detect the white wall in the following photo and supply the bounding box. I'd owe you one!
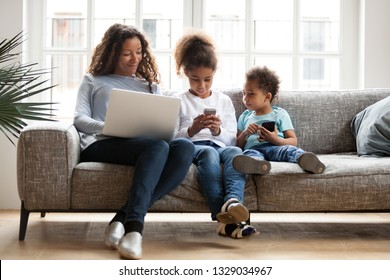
[0,135,19,209]
[363,0,390,88]
[0,0,390,209]
[0,0,23,209]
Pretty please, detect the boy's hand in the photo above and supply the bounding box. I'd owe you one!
[258,125,279,143]
[243,123,261,136]
[237,123,261,148]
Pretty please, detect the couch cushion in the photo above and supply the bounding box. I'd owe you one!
[151,164,259,212]
[221,89,390,154]
[71,163,259,212]
[254,154,390,212]
[351,96,390,156]
[273,90,390,154]
[71,162,133,209]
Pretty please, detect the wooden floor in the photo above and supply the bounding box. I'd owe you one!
[1,210,390,260]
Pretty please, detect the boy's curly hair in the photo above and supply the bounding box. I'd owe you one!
[246,66,280,102]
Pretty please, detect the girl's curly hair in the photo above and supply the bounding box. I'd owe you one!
[88,23,160,92]
[174,29,217,76]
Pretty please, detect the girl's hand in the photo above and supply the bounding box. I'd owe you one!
[202,114,222,136]
[258,125,279,143]
[187,114,205,137]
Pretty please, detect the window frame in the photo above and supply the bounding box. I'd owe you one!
[25,0,359,117]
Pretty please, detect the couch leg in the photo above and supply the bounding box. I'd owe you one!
[19,201,30,241]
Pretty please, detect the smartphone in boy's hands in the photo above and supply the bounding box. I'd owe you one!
[204,108,216,115]
[262,121,275,132]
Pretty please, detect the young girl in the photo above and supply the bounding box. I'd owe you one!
[233,66,325,175]
[173,30,257,239]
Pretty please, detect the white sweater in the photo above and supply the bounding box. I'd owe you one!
[174,90,237,147]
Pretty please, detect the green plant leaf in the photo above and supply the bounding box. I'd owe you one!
[0,31,57,145]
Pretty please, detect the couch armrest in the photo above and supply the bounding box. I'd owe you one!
[17,121,80,210]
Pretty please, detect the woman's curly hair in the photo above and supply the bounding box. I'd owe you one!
[246,66,280,102]
[88,23,160,92]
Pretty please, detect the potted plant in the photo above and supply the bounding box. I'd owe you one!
[0,31,56,145]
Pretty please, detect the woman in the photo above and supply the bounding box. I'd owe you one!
[73,23,194,260]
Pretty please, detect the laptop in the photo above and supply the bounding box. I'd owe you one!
[102,88,181,140]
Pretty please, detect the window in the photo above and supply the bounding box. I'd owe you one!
[27,0,353,118]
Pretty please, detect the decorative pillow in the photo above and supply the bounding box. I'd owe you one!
[351,96,390,156]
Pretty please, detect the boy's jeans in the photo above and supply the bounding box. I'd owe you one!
[244,143,305,163]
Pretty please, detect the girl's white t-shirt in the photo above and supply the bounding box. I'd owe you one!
[174,90,237,147]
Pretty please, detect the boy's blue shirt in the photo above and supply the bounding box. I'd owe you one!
[237,106,294,150]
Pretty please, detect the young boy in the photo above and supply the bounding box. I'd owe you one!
[233,66,325,175]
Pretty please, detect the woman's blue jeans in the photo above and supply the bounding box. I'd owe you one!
[193,141,245,220]
[244,143,305,163]
[80,137,194,223]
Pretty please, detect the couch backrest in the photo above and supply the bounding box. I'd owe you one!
[223,88,390,154]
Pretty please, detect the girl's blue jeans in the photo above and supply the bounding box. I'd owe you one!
[193,141,245,220]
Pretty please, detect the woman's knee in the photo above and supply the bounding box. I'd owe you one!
[149,138,170,149]
[137,138,170,158]
[170,138,195,154]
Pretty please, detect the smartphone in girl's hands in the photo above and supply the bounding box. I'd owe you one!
[204,108,216,115]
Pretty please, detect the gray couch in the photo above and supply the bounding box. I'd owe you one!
[17,89,390,240]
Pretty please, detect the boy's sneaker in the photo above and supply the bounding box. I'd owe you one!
[298,152,325,174]
[233,155,271,175]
